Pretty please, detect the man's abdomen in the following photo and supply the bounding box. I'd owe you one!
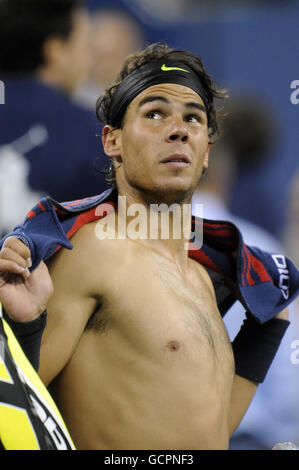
[51,324,234,450]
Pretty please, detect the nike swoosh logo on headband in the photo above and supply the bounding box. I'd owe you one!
[161,64,190,73]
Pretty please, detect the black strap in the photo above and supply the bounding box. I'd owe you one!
[2,309,47,371]
[232,313,290,383]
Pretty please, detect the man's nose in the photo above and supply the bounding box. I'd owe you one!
[165,116,189,143]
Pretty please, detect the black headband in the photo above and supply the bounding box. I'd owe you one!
[107,60,210,127]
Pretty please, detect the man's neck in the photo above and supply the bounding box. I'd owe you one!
[36,68,71,95]
[114,190,193,271]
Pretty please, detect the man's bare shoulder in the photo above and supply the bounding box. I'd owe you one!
[50,215,120,258]
[46,217,126,294]
[70,216,128,264]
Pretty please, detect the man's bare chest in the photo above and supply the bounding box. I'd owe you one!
[86,248,233,369]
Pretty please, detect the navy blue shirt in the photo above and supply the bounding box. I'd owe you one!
[0,77,109,233]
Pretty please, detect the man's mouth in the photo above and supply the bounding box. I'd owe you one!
[160,154,191,168]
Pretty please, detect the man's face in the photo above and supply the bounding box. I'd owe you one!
[57,9,92,92]
[90,13,142,89]
[113,83,210,202]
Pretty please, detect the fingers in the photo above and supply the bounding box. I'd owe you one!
[0,237,31,280]
[0,251,30,277]
[2,237,32,266]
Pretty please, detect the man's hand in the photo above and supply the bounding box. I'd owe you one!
[0,237,53,323]
[275,307,289,321]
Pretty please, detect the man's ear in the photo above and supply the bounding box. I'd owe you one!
[203,143,210,170]
[102,125,122,159]
[42,36,65,67]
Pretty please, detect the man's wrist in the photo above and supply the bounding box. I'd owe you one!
[232,313,290,383]
[3,309,47,333]
[3,309,47,371]
[3,306,47,324]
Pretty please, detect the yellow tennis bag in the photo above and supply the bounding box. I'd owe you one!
[0,302,75,450]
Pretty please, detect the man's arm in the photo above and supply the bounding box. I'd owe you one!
[228,308,289,436]
[229,375,257,436]
[38,222,107,386]
[0,237,53,369]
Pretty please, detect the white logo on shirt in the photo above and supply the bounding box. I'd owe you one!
[271,254,290,300]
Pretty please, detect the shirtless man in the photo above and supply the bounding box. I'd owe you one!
[1,44,291,450]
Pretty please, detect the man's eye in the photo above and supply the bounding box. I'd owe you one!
[185,114,201,123]
[146,110,162,119]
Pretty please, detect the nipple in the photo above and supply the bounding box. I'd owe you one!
[167,340,180,352]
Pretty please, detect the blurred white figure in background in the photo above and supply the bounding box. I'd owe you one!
[0,126,48,235]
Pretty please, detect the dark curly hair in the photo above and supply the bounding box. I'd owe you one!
[96,42,227,186]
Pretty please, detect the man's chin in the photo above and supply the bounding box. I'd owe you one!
[140,183,193,206]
